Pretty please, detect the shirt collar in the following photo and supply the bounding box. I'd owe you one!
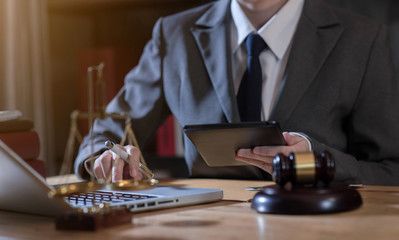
[231,0,305,60]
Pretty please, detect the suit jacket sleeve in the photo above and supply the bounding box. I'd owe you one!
[310,24,399,185]
[74,18,169,179]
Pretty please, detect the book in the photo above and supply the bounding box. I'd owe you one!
[0,131,40,160]
[0,110,22,122]
[156,115,175,157]
[0,119,34,133]
[0,115,45,177]
[156,115,184,157]
[26,159,47,178]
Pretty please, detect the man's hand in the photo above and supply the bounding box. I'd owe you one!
[92,145,142,182]
[235,132,310,175]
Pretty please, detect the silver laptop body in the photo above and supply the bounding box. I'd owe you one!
[0,140,223,217]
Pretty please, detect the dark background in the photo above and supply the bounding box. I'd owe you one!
[47,0,399,176]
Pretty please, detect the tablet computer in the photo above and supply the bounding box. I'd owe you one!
[183,121,286,167]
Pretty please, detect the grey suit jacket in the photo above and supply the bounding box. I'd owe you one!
[75,0,399,185]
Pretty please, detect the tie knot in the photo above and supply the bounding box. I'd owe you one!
[245,33,266,57]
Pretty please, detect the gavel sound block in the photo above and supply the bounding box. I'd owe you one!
[251,151,362,214]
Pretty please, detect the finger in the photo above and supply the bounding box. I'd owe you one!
[235,155,273,174]
[252,145,289,157]
[237,148,275,162]
[283,132,293,145]
[110,144,136,180]
[283,132,304,146]
[93,151,113,180]
[252,136,308,157]
[235,149,274,173]
[112,155,125,182]
[236,143,290,158]
[93,159,105,180]
[100,151,113,178]
[282,132,311,153]
[123,164,132,179]
[125,145,142,180]
[236,148,254,158]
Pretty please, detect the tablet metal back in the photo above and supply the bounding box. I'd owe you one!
[183,122,286,167]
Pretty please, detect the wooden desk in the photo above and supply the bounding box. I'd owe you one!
[1,176,399,240]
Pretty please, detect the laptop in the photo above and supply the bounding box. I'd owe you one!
[0,140,223,217]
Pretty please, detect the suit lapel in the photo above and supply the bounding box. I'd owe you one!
[270,0,344,126]
[191,0,240,123]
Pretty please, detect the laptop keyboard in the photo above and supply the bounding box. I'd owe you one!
[65,190,158,207]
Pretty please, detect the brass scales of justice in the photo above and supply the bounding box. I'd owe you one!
[50,62,158,199]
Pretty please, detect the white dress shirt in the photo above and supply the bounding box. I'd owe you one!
[231,0,311,150]
[230,0,305,121]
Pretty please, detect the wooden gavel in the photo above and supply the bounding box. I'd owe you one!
[272,151,335,187]
[252,151,362,215]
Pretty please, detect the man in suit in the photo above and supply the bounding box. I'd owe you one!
[75,0,399,185]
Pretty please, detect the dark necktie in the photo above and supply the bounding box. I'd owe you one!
[237,33,267,122]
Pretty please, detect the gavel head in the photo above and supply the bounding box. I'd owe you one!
[272,151,335,187]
